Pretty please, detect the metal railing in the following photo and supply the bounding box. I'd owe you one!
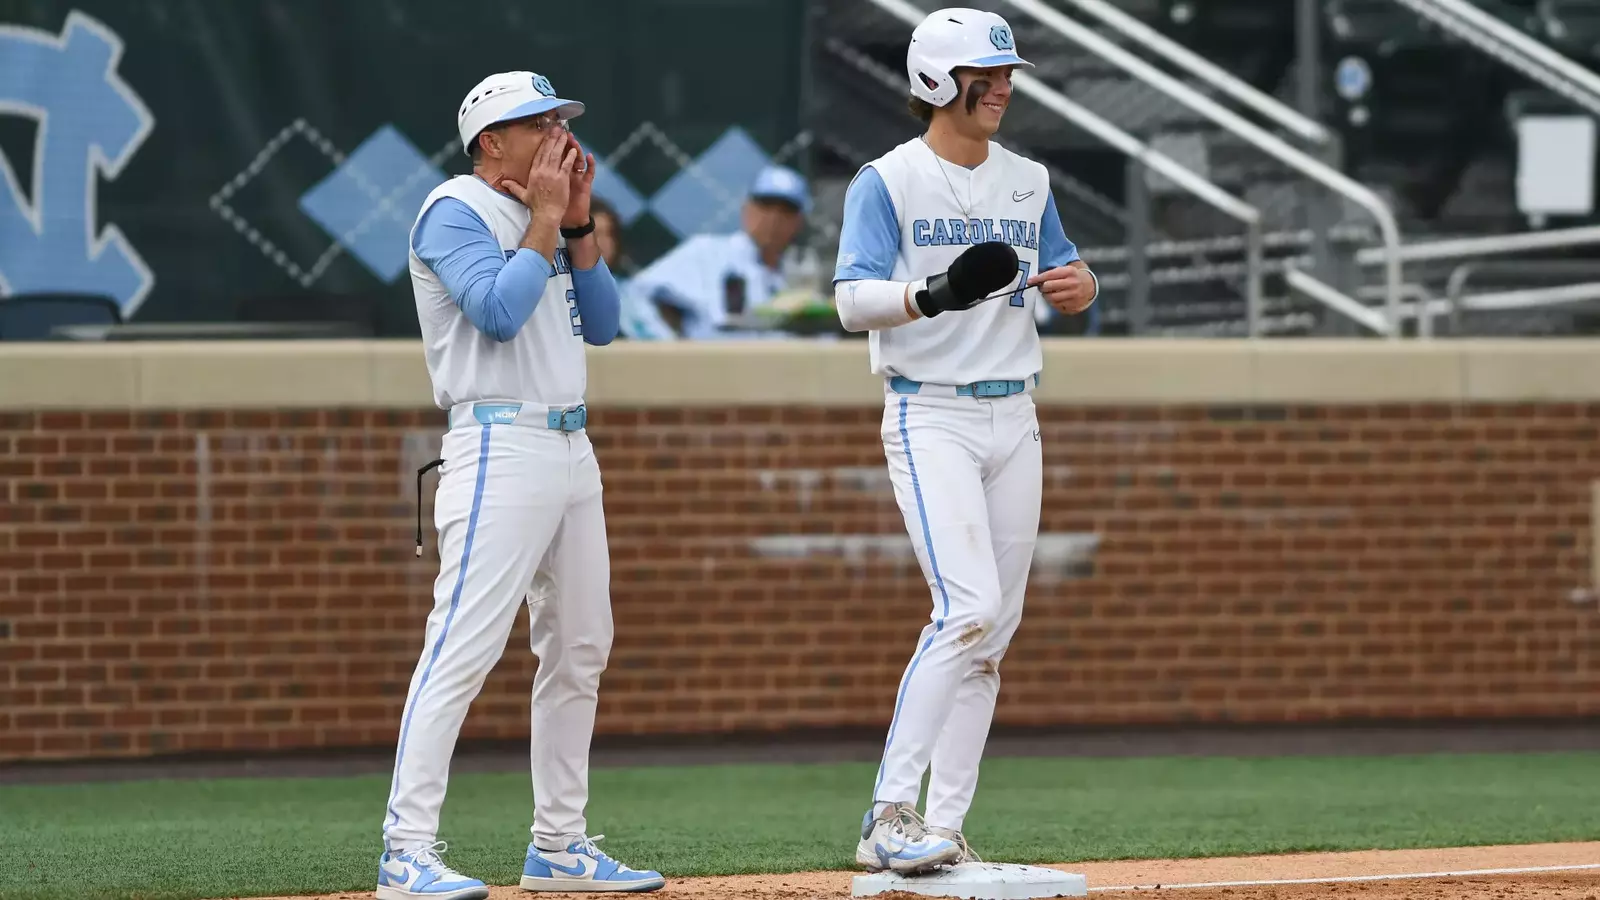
[1145,311,1321,338]
[1444,260,1600,333]
[1357,279,1600,337]
[1353,224,1600,337]
[1079,224,1375,265]
[860,0,1269,336]
[1454,281,1600,312]
[1388,0,1600,118]
[1050,0,1333,146]
[1000,0,1407,338]
[1285,266,1393,336]
[1353,223,1600,264]
[1092,254,1312,291]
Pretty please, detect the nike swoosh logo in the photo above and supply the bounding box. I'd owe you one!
[1012,191,1034,202]
[543,857,594,878]
[383,866,412,886]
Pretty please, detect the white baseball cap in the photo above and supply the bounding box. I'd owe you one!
[457,71,585,156]
[907,8,1033,108]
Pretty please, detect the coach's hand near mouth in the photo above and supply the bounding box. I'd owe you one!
[498,127,578,265]
[561,133,597,227]
[1027,261,1097,315]
[558,132,601,272]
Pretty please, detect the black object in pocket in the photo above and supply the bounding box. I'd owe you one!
[723,273,747,316]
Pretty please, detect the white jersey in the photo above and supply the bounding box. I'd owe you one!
[408,174,584,410]
[832,138,1079,386]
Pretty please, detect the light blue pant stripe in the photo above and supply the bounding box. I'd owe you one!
[383,424,494,849]
[872,398,953,802]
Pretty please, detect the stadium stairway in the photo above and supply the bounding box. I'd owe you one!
[806,0,1600,337]
[1142,0,1600,336]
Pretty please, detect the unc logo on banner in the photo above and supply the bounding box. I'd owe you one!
[532,73,556,97]
[0,11,155,318]
[989,24,1014,51]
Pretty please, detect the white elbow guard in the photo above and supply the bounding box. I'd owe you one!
[835,279,923,331]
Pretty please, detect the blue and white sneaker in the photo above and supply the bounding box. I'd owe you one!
[856,803,962,875]
[521,834,666,893]
[376,841,489,900]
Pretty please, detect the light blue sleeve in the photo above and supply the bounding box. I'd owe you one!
[1036,190,1100,336]
[1039,191,1081,271]
[624,236,714,312]
[411,198,554,343]
[570,257,621,346]
[832,165,900,283]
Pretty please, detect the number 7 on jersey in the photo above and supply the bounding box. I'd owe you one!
[1010,260,1031,307]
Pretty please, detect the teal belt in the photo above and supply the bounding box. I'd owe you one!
[888,374,1038,397]
[470,402,587,432]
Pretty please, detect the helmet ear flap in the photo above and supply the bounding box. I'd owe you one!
[907,56,959,107]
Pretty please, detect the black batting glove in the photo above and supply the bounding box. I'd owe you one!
[910,241,1019,319]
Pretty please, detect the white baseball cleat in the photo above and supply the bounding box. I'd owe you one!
[521,833,666,892]
[928,826,983,864]
[376,841,489,900]
[856,802,963,875]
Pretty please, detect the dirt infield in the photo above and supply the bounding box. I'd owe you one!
[249,842,1600,900]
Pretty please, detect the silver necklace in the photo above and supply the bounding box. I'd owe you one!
[921,134,976,220]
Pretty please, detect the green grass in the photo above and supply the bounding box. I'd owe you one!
[3,752,1599,900]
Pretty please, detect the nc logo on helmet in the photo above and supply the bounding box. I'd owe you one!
[989,24,1014,51]
[532,73,556,97]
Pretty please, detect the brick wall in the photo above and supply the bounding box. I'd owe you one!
[3,402,1598,762]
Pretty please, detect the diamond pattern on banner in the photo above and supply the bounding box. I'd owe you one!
[586,150,648,227]
[299,124,446,282]
[219,119,804,289]
[647,126,772,240]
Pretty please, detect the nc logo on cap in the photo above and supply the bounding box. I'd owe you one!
[989,24,1014,51]
[532,73,556,97]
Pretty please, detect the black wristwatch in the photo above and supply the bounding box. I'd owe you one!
[560,217,595,239]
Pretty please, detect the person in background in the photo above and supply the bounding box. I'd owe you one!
[595,198,679,343]
[622,164,812,340]
[591,198,625,273]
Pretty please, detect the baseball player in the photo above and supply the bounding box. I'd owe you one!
[831,9,1097,875]
[376,71,665,898]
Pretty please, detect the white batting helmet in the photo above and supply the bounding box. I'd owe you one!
[907,8,1033,108]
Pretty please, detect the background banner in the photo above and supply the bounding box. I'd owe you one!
[0,0,809,335]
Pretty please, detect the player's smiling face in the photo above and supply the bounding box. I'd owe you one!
[952,65,1013,136]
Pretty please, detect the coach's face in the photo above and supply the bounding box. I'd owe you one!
[483,111,566,179]
[954,65,1013,135]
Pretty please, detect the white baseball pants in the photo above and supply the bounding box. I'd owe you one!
[871,383,1043,833]
[382,410,613,852]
